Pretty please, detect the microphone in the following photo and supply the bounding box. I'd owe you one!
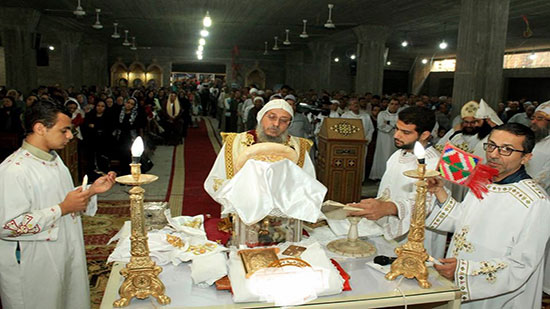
[373,255,397,266]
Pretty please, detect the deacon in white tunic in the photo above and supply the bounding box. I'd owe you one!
[525,101,550,295]
[427,123,550,308]
[341,98,374,181]
[369,99,400,180]
[0,101,116,309]
[350,107,447,258]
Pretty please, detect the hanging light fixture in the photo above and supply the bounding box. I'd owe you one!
[130,37,137,50]
[324,4,335,28]
[92,8,103,30]
[200,29,209,37]
[198,45,204,52]
[421,58,428,64]
[203,11,212,27]
[386,61,392,65]
[122,30,131,46]
[111,22,120,39]
[439,40,448,49]
[73,0,86,17]
[263,41,269,55]
[199,38,206,46]
[272,36,279,51]
[283,29,291,45]
[334,57,339,62]
[350,54,356,60]
[401,40,408,47]
[300,20,309,39]
[529,52,537,60]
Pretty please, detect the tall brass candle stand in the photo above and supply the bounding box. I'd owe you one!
[385,161,439,288]
[113,163,171,307]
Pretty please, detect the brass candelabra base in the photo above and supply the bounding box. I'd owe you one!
[113,165,170,307]
[385,246,431,288]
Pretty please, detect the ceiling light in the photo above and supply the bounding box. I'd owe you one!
[130,37,137,50]
[263,41,268,55]
[197,53,203,60]
[300,20,309,39]
[421,58,428,64]
[122,30,131,46]
[529,52,537,60]
[198,45,204,52]
[283,29,291,45]
[350,54,356,60]
[48,45,55,51]
[439,40,448,50]
[199,38,206,46]
[73,0,86,16]
[386,61,391,65]
[203,11,212,28]
[111,22,120,39]
[401,40,408,47]
[272,36,279,51]
[334,57,339,62]
[92,8,103,30]
[196,50,203,56]
[200,29,209,37]
[324,4,336,28]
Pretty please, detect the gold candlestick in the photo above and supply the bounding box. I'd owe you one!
[113,163,170,307]
[385,163,439,288]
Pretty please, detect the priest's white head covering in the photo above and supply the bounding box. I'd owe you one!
[461,101,479,119]
[256,99,294,123]
[535,100,550,120]
[475,99,503,125]
[284,94,297,102]
[250,88,259,94]
[253,96,264,104]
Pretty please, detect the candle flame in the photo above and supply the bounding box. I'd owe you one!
[414,141,425,160]
[131,136,144,157]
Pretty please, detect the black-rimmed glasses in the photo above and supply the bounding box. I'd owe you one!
[483,142,526,156]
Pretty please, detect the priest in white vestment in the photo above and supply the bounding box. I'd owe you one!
[427,123,550,308]
[341,98,374,181]
[369,99,400,180]
[204,99,315,198]
[350,107,447,258]
[471,99,504,161]
[525,101,550,295]
[0,100,116,309]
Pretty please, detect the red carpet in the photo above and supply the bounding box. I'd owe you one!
[183,119,220,216]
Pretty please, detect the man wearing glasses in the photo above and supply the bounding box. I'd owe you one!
[205,99,314,196]
[426,123,550,308]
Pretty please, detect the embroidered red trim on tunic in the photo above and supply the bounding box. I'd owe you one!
[3,215,41,236]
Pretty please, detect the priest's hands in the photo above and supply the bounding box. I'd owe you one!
[60,187,90,215]
[89,172,117,196]
[433,257,457,281]
[348,199,398,220]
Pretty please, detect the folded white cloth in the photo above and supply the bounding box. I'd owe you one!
[215,159,327,225]
[190,252,228,286]
[228,241,343,304]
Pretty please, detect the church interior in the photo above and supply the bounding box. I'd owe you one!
[1,0,550,308]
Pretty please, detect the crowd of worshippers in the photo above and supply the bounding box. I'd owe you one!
[0,80,211,178]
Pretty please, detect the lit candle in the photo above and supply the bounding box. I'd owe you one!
[413,141,425,164]
[131,136,144,164]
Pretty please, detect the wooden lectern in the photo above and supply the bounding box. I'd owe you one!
[317,118,367,203]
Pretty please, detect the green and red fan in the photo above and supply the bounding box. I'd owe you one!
[437,142,498,199]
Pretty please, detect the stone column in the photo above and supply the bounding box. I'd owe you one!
[308,41,333,92]
[451,0,510,118]
[353,25,389,96]
[0,8,40,94]
[57,31,83,88]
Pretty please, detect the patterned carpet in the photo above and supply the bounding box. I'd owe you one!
[83,201,130,309]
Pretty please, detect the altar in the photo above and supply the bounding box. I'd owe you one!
[100,233,461,308]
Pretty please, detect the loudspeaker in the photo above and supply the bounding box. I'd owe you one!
[31,33,41,49]
[37,48,49,66]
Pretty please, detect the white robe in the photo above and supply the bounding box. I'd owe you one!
[369,110,398,180]
[375,146,447,258]
[341,111,375,181]
[525,136,550,294]
[426,179,550,308]
[204,132,316,200]
[0,147,96,309]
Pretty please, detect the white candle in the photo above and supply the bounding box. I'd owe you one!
[131,136,144,163]
[413,141,425,164]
